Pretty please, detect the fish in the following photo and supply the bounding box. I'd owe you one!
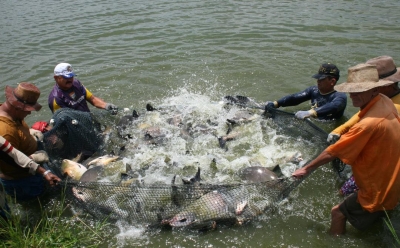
[218,131,240,149]
[166,114,183,126]
[226,110,259,125]
[238,166,278,183]
[181,167,201,185]
[116,110,139,139]
[146,103,157,111]
[79,166,104,182]
[171,167,205,207]
[61,152,120,181]
[240,152,303,182]
[142,126,167,145]
[288,151,303,164]
[86,155,120,168]
[163,187,262,230]
[163,168,264,230]
[61,159,88,181]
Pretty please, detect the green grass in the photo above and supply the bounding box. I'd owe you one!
[384,210,400,247]
[0,188,109,248]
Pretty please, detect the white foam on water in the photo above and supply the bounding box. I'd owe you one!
[105,92,310,187]
[115,221,148,247]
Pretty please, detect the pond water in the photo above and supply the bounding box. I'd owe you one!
[1,0,400,247]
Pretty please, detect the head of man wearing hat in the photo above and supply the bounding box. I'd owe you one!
[334,63,393,108]
[4,82,42,119]
[53,62,77,91]
[366,55,400,98]
[312,63,340,94]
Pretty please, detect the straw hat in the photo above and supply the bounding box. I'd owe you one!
[366,55,400,82]
[5,82,42,111]
[334,64,393,93]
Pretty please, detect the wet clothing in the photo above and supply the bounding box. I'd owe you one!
[326,94,400,213]
[276,85,347,120]
[1,173,44,201]
[48,79,93,113]
[339,192,385,230]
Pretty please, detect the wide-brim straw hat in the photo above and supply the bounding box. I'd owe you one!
[5,82,42,111]
[366,55,400,83]
[334,63,393,93]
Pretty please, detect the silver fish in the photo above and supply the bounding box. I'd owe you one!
[239,166,278,183]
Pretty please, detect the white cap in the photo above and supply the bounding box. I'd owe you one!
[54,63,76,78]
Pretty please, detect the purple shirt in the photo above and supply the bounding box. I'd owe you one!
[48,79,91,113]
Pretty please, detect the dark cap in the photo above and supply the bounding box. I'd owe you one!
[312,63,340,80]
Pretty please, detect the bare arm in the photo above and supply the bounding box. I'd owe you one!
[292,150,336,178]
[87,95,107,109]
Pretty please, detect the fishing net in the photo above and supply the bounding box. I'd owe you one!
[42,108,104,162]
[53,101,337,229]
[66,176,304,229]
[264,107,346,177]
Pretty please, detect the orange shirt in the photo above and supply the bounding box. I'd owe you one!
[326,94,400,212]
[0,116,37,179]
[331,93,400,135]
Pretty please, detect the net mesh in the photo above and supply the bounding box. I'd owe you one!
[43,108,104,161]
[45,103,334,229]
[66,176,303,229]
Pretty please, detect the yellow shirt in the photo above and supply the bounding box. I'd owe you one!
[326,94,400,212]
[0,116,37,179]
[331,93,400,135]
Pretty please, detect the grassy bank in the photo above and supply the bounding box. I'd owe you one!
[0,189,109,248]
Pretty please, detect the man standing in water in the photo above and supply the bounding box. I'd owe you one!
[292,63,400,235]
[265,63,347,120]
[0,82,61,201]
[48,62,119,114]
[327,56,400,196]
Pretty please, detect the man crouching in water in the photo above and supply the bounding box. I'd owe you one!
[293,64,400,235]
[0,82,60,203]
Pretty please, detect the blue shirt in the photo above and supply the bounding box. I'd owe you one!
[276,85,347,120]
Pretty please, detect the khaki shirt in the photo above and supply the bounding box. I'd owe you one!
[0,116,37,179]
